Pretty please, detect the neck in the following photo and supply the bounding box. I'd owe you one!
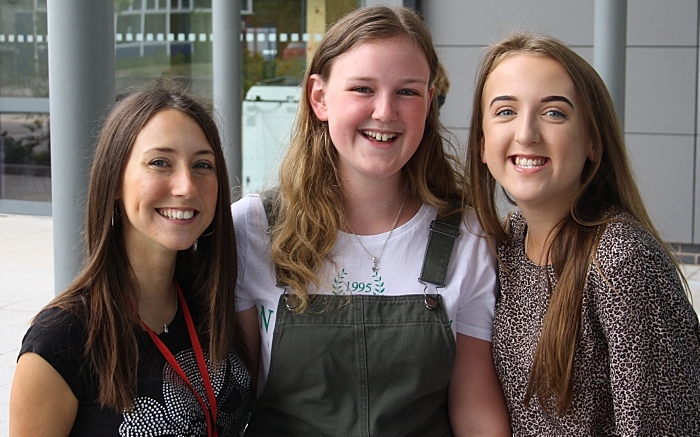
[520,208,566,266]
[127,247,178,332]
[343,177,417,235]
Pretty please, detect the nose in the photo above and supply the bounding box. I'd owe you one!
[171,166,197,198]
[514,113,541,146]
[372,92,398,122]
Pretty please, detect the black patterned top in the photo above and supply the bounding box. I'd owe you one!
[20,301,252,436]
[492,209,700,436]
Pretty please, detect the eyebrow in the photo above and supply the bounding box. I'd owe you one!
[488,94,574,109]
[348,76,429,86]
[488,95,516,108]
[542,95,574,108]
[147,147,214,156]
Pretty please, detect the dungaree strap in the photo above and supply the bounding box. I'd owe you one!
[419,199,462,287]
[261,189,279,231]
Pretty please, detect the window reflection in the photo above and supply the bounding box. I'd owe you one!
[0,1,48,98]
[0,113,50,202]
[0,0,361,212]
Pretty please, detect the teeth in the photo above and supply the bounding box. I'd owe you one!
[160,209,195,220]
[363,130,397,142]
[514,157,546,168]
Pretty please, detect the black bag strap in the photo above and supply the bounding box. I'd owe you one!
[418,200,462,288]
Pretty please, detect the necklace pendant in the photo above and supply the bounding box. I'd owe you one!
[163,324,169,333]
[372,257,378,273]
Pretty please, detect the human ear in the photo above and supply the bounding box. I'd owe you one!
[587,141,596,161]
[308,74,328,121]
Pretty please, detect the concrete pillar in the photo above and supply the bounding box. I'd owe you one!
[594,0,627,129]
[47,0,115,294]
[212,0,242,193]
[363,0,402,7]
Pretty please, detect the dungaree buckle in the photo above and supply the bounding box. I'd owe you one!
[282,289,299,311]
[419,282,440,310]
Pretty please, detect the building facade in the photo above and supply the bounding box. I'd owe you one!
[1,0,699,253]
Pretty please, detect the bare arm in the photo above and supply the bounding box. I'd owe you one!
[448,334,511,436]
[10,352,78,437]
[238,306,260,392]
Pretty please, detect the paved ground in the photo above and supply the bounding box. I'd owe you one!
[0,214,53,434]
[1,213,699,434]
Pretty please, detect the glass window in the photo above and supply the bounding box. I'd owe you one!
[0,0,363,213]
[0,3,49,98]
[0,113,51,202]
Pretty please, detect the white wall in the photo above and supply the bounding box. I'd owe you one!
[424,0,700,243]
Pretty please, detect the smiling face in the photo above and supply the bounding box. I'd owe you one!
[308,35,433,187]
[481,53,594,217]
[119,108,218,259]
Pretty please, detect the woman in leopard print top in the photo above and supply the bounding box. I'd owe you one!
[466,32,700,435]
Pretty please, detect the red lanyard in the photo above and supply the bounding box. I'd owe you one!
[141,283,219,437]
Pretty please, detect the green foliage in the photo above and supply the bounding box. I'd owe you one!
[114,0,133,14]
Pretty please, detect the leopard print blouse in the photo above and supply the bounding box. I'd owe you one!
[492,209,700,436]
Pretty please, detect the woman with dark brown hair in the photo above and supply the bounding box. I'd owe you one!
[467,32,700,435]
[10,83,253,436]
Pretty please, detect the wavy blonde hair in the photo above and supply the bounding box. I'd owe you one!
[466,32,686,416]
[271,6,463,312]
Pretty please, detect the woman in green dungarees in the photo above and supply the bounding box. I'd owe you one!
[233,6,511,436]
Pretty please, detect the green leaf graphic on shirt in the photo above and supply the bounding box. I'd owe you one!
[332,268,348,295]
[372,270,385,295]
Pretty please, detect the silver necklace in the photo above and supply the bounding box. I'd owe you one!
[348,195,406,274]
[139,286,178,333]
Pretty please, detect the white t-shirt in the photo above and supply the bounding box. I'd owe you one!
[232,194,498,391]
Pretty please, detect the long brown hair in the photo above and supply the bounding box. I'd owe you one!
[271,5,463,312]
[466,32,685,415]
[40,82,245,411]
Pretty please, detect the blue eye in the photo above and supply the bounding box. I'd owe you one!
[150,159,168,167]
[545,109,566,119]
[353,87,372,93]
[398,89,418,96]
[495,108,515,117]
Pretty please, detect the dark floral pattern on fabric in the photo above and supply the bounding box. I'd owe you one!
[120,348,251,436]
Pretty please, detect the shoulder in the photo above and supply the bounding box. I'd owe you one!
[20,306,89,380]
[231,194,269,239]
[231,193,264,223]
[595,212,674,277]
[22,306,86,350]
[458,206,494,253]
[590,212,686,309]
